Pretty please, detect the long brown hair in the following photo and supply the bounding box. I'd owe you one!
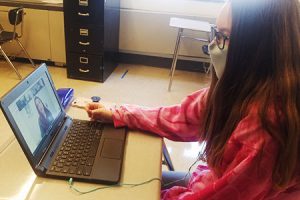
[202,0,300,188]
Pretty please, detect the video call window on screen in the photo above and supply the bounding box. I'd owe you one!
[8,74,61,155]
[16,79,46,112]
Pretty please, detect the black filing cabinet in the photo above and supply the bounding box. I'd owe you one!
[63,0,120,82]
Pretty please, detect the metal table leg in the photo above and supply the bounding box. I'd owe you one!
[168,28,183,92]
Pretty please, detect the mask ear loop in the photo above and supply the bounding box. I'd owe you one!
[210,25,217,43]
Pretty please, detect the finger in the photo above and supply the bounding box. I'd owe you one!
[85,102,102,110]
[91,108,113,123]
[86,109,93,118]
[90,108,106,120]
[90,109,100,120]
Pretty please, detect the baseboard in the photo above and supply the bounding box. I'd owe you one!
[119,52,209,73]
[1,53,209,73]
[0,56,57,67]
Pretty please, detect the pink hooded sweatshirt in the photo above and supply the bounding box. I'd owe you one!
[112,88,300,200]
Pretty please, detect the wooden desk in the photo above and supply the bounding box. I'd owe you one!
[0,107,162,200]
[0,112,15,154]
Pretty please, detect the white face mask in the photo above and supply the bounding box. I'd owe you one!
[208,41,228,79]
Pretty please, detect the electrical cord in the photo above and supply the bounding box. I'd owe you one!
[68,150,205,195]
[68,177,162,195]
[161,156,200,188]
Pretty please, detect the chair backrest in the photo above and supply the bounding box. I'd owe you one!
[8,7,23,26]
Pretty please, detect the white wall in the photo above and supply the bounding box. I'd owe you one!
[120,0,222,17]
[119,0,224,61]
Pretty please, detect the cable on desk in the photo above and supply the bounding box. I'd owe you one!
[68,177,162,195]
[68,153,202,195]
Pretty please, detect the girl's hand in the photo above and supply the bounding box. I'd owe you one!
[85,102,113,123]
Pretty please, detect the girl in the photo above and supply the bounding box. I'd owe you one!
[86,0,300,199]
[34,96,54,137]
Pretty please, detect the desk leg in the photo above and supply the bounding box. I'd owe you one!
[204,62,212,74]
[162,140,175,171]
[168,28,183,92]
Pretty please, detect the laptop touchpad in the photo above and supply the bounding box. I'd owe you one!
[100,139,123,159]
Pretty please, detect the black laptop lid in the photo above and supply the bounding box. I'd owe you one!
[0,63,66,169]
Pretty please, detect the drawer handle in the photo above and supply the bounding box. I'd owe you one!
[79,0,88,6]
[79,41,90,46]
[79,68,90,73]
[78,12,89,16]
[80,29,89,36]
[80,57,89,64]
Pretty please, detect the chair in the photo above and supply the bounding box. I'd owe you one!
[0,7,35,79]
[168,17,212,91]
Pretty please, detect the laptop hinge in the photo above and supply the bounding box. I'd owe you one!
[35,165,46,175]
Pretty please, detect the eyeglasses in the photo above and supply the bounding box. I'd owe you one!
[211,26,230,50]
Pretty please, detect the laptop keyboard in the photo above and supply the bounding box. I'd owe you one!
[49,119,103,176]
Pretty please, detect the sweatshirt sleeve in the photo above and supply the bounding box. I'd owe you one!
[111,88,209,142]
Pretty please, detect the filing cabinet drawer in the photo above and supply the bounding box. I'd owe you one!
[66,26,104,54]
[64,0,120,82]
[64,0,104,25]
[67,53,103,82]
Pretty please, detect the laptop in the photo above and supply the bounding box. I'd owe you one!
[0,63,126,184]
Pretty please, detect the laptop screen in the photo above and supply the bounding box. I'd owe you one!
[7,72,62,154]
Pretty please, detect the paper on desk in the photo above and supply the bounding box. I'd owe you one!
[71,97,117,110]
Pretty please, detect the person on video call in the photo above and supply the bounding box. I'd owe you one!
[85,0,300,199]
[34,96,54,137]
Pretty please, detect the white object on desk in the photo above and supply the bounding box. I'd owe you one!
[71,97,92,109]
[168,17,212,91]
[71,97,117,112]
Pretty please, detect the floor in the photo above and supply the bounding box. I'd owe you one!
[0,60,211,173]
